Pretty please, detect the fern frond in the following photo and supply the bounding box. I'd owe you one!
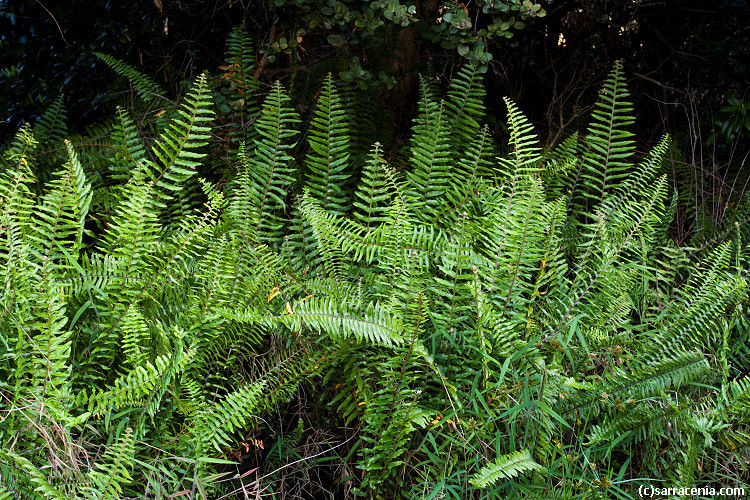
[497,98,543,182]
[224,22,260,106]
[100,171,160,298]
[94,52,165,102]
[352,142,393,229]
[305,74,351,214]
[359,343,431,494]
[406,100,451,221]
[245,81,301,244]
[27,141,93,265]
[0,449,69,500]
[189,380,268,453]
[31,96,68,146]
[445,63,486,146]
[469,449,545,488]
[578,61,635,203]
[0,126,37,294]
[120,305,151,367]
[80,346,194,418]
[223,295,406,346]
[82,427,135,500]
[146,73,213,213]
[438,124,492,225]
[109,107,147,180]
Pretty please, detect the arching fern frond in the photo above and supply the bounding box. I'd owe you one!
[145,73,213,213]
[469,449,545,489]
[94,52,165,102]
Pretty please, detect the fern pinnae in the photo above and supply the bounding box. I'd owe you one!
[0,127,37,292]
[489,99,542,296]
[223,22,260,110]
[445,63,486,147]
[27,141,93,266]
[144,73,213,210]
[352,142,392,229]
[437,124,493,227]
[305,73,351,215]
[406,100,452,221]
[31,96,68,146]
[100,173,159,296]
[545,175,670,341]
[248,81,301,244]
[94,52,165,103]
[469,449,545,489]
[109,107,147,180]
[83,427,135,500]
[580,61,635,204]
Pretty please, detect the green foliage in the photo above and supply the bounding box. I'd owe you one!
[264,0,546,68]
[93,53,165,103]
[1,60,748,500]
[470,449,545,488]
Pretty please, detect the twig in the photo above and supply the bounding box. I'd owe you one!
[33,0,71,46]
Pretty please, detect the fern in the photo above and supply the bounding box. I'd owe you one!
[445,63,486,147]
[406,84,452,222]
[146,73,214,214]
[577,61,635,205]
[242,81,301,244]
[94,52,165,102]
[305,74,351,215]
[82,427,135,499]
[223,22,260,109]
[470,449,545,488]
[2,62,749,499]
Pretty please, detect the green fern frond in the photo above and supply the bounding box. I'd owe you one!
[359,345,430,493]
[120,306,150,367]
[406,100,451,221]
[223,294,405,346]
[189,380,268,453]
[586,393,694,445]
[82,427,135,500]
[109,107,147,180]
[498,98,543,182]
[469,449,545,488]
[0,126,37,293]
[445,63,486,146]
[146,73,213,212]
[28,259,72,393]
[94,52,165,102]
[32,96,68,146]
[438,124,492,225]
[80,346,194,417]
[245,81,301,244]
[0,449,69,500]
[100,171,160,297]
[27,141,93,265]
[224,22,259,106]
[352,142,393,229]
[305,74,351,215]
[578,61,635,203]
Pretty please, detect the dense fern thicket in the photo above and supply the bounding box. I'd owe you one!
[1,28,749,500]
